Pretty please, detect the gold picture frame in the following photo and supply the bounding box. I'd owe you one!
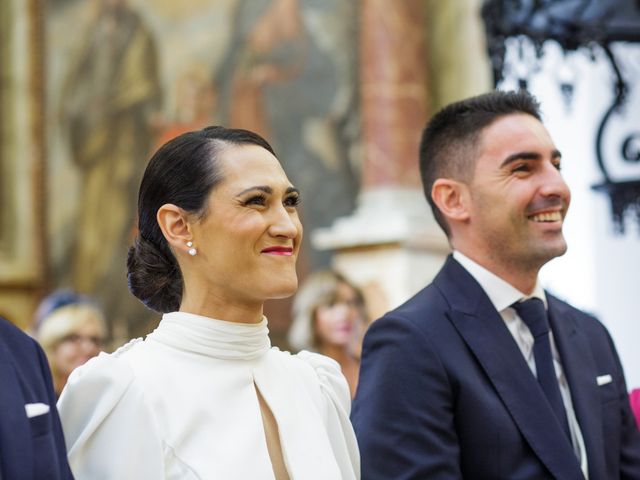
[0,0,45,326]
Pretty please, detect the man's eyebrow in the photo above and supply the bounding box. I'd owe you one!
[500,149,562,168]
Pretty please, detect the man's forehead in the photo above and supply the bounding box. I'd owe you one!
[476,113,555,157]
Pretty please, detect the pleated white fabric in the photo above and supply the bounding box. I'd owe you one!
[58,311,360,480]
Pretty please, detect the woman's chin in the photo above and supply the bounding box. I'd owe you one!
[266,278,299,299]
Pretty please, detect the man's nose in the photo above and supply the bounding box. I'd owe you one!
[539,162,571,201]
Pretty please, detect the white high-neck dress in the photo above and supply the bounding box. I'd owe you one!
[57,312,360,479]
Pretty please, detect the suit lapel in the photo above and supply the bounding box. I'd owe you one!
[437,258,583,479]
[0,342,33,479]
[548,297,605,479]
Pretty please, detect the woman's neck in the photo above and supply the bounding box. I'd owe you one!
[180,292,264,324]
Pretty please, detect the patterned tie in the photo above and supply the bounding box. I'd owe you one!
[512,298,571,439]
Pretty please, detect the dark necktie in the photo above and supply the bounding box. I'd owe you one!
[512,298,571,439]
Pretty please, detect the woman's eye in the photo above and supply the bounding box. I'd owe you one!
[244,195,267,206]
[284,195,301,207]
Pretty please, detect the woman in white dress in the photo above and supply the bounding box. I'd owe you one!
[57,126,360,479]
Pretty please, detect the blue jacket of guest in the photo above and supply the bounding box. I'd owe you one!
[0,316,73,479]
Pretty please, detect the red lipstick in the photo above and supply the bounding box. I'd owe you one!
[261,246,293,256]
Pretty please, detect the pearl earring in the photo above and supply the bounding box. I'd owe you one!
[186,241,197,256]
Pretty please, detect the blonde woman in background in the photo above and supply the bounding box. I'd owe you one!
[35,291,106,397]
[289,270,368,398]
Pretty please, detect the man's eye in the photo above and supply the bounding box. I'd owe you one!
[553,162,562,171]
[512,164,530,173]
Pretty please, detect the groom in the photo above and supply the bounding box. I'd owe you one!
[352,90,640,479]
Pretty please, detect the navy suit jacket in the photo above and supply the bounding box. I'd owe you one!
[0,317,73,479]
[352,256,640,479]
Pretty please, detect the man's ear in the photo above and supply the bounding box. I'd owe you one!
[431,179,470,223]
[157,204,193,255]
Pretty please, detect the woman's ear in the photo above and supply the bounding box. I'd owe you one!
[431,179,470,224]
[157,204,193,255]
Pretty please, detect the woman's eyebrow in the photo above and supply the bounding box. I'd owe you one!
[236,186,272,196]
[236,186,300,196]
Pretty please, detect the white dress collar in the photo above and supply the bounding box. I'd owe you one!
[146,311,271,360]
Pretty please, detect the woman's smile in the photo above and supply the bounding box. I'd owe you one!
[261,246,294,256]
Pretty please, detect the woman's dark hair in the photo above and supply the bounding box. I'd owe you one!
[127,126,275,313]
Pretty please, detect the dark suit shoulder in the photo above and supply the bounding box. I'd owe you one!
[0,316,41,360]
[362,280,466,387]
[374,282,450,331]
[546,294,610,338]
[0,315,32,339]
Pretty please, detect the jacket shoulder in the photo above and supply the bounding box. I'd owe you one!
[0,317,37,351]
[547,294,606,332]
[371,281,450,333]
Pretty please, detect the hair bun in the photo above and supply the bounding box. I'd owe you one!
[127,236,182,313]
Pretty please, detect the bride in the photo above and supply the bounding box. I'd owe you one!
[58,126,359,479]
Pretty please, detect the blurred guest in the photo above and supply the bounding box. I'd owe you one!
[290,270,368,398]
[0,316,73,479]
[35,291,106,397]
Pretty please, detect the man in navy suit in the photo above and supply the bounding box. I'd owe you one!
[351,91,640,479]
[0,316,73,479]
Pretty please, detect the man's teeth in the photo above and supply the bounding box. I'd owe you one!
[531,212,562,222]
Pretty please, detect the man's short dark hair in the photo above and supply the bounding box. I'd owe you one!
[419,90,542,237]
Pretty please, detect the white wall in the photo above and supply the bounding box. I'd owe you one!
[500,41,640,389]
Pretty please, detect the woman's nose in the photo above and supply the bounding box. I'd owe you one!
[269,205,300,238]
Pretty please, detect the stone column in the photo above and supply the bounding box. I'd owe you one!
[360,0,426,189]
[312,0,448,319]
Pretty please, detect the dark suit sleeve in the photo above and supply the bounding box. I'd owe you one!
[351,314,462,479]
[603,329,640,479]
[34,340,74,479]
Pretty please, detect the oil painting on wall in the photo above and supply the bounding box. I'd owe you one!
[46,0,360,340]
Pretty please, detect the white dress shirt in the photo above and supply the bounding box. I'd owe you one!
[453,251,588,478]
[58,312,360,480]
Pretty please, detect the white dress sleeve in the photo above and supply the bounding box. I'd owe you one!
[296,351,361,480]
[57,348,165,480]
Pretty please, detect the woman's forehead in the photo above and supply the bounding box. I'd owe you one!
[217,144,292,189]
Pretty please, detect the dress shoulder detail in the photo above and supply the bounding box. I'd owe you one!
[112,337,143,357]
[293,350,360,479]
[57,347,165,478]
[58,352,137,448]
[295,350,350,413]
